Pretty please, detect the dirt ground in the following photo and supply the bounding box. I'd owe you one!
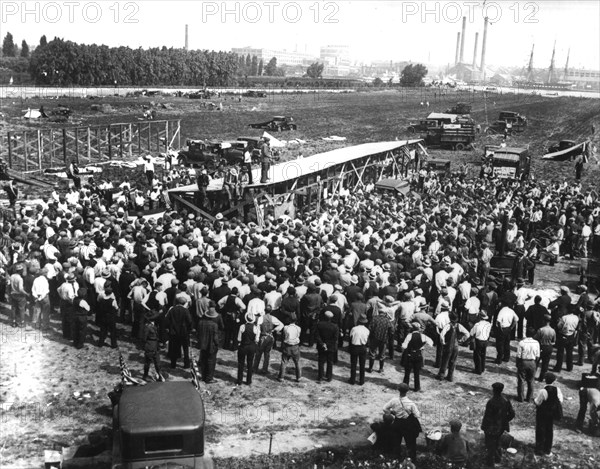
[1,90,600,468]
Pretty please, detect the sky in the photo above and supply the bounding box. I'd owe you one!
[1,1,598,71]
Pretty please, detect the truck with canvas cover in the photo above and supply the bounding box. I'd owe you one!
[112,382,209,469]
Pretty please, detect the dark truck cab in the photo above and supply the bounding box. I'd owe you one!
[112,382,208,469]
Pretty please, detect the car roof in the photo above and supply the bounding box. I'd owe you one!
[119,382,205,435]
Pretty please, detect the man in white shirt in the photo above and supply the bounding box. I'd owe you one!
[495,302,519,364]
[31,268,50,330]
[143,155,155,185]
[470,311,492,374]
[277,318,302,382]
[516,331,541,402]
[348,315,370,385]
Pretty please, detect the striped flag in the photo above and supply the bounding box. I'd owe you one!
[119,352,146,386]
[190,355,201,391]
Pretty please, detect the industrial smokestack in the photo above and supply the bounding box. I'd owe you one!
[480,17,488,80]
[455,32,461,65]
[185,24,189,50]
[459,17,466,63]
[472,32,479,68]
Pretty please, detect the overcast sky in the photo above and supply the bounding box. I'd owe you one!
[1,1,598,70]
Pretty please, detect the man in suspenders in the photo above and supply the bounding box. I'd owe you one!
[253,305,283,374]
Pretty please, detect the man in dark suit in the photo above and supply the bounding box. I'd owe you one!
[196,307,221,383]
[314,310,339,382]
[166,296,193,368]
[548,286,572,328]
[524,295,549,336]
[481,382,515,467]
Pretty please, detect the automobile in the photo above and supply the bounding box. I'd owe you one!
[444,102,472,115]
[236,137,263,160]
[111,381,208,469]
[177,139,217,167]
[243,90,267,98]
[543,140,585,161]
[422,159,451,175]
[548,140,576,154]
[213,141,247,165]
[248,116,297,131]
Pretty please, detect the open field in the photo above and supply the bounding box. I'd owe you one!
[1,90,600,468]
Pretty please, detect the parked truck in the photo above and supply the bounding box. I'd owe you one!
[421,119,477,151]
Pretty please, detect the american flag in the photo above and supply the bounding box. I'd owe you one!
[119,352,146,386]
[190,355,201,391]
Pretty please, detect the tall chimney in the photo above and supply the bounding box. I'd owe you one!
[472,32,479,68]
[480,17,488,80]
[459,17,466,63]
[185,24,189,50]
[455,32,461,65]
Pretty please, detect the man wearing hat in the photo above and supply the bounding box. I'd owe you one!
[534,314,557,381]
[259,136,272,184]
[9,263,28,328]
[481,382,515,467]
[400,322,434,391]
[236,312,259,385]
[58,273,79,339]
[196,307,221,383]
[142,310,164,382]
[382,383,422,460]
[533,372,563,456]
[314,310,339,382]
[553,305,579,373]
[470,311,492,375]
[436,313,469,382]
[166,296,194,369]
[348,314,370,385]
[438,420,470,467]
[516,329,540,402]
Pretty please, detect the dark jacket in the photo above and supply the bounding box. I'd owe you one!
[481,394,515,436]
[196,316,220,353]
[166,305,193,338]
[314,320,339,351]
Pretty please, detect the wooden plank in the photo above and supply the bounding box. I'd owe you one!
[119,124,124,158]
[87,128,91,162]
[23,132,28,172]
[37,130,42,171]
[170,193,216,221]
[128,124,133,158]
[7,132,12,168]
[62,128,67,163]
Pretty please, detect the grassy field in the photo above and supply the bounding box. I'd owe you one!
[1,90,600,469]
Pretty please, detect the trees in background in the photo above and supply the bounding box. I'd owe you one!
[29,37,241,86]
[400,64,428,87]
[306,62,324,79]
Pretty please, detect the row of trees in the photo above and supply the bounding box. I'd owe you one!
[2,32,30,58]
[28,37,243,86]
[236,54,283,77]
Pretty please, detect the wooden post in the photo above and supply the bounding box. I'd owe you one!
[177,120,181,149]
[156,123,160,153]
[119,124,124,159]
[87,127,91,163]
[50,130,55,168]
[74,128,79,164]
[62,128,67,163]
[7,131,12,169]
[37,130,42,172]
[147,123,151,154]
[165,120,169,153]
[129,123,133,158]
[23,132,28,172]
[137,123,141,155]
[108,126,112,160]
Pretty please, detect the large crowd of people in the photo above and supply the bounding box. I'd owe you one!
[2,156,600,467]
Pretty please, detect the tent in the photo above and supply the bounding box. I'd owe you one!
[262,131,286,148]
[23,109,42,119]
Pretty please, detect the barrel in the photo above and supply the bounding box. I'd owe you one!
[581,373,600,389]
